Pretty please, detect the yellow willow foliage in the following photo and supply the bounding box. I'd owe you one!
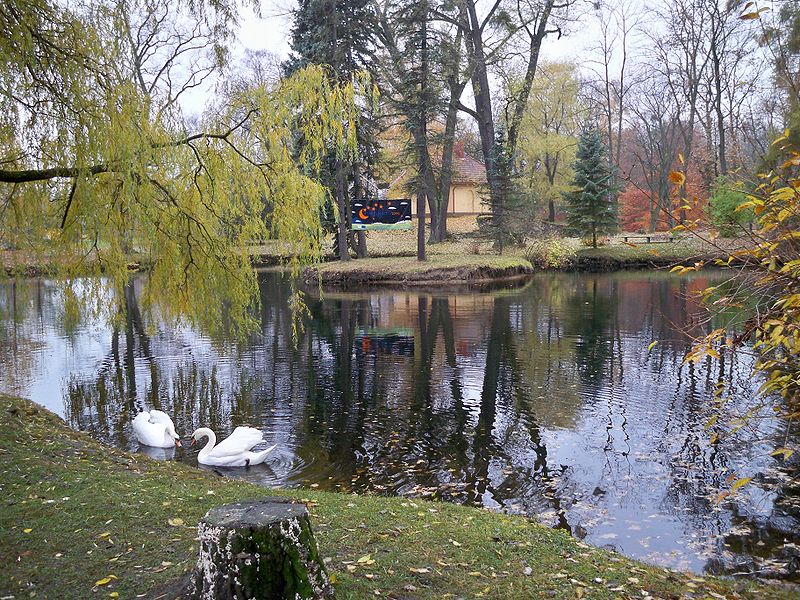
[0,0,367,337]
[683,134,800,428]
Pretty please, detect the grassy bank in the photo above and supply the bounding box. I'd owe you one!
[0,395,794,599]
[306,254,533,287]
[571,239,730,271]
[522,235,740,272]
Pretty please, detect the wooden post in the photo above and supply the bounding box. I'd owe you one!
[191,499,334,600]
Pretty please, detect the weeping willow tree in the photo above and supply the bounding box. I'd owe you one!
[0,0,367,336]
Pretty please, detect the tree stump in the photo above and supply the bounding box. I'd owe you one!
[191,498,334,600]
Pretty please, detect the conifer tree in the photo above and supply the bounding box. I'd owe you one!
[284,0,377,261]
[564,129,617,248]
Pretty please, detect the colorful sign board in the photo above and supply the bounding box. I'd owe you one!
[352,198,412,231]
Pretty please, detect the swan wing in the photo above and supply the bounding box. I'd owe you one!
[245,444,277,466]
[133,412,172,447]
[148,409,175,428]
[208,426,264,458]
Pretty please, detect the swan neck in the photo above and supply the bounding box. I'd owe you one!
[196,428,216,456]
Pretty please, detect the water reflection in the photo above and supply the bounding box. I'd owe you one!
[0,271,797,578]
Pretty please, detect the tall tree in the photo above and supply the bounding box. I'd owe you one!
[284,0,377,261]
[514,61,582,222]
[450,0,574,250]
[626,74,683,231]
[564,129,617,247]
[650,0,709,223]
[587,0,639,193]
[0,0,364,334]
[375,0,467,249]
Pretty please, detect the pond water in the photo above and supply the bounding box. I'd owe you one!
[1,270,797,579]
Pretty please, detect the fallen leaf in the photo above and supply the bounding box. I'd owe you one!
[168,518,184,527]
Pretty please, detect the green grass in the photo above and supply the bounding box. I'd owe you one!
[0,394,794,599]
[310,255,532,285]
[575,238,725,264]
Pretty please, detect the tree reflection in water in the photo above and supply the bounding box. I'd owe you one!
[0,271,797,579]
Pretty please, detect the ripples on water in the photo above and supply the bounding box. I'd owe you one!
[0,271,797,578]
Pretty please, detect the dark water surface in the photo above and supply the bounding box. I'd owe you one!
[1,270,797,578]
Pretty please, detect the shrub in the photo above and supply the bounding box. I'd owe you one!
[525,237,577,269]
[707,177,753,237]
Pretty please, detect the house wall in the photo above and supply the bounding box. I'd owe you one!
[449,184,489,215]
[406,184,489,215]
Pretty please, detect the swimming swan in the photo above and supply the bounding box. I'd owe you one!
[191,426,276,467]
[133,410,181,448]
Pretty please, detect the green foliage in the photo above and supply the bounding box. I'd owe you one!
[283,0,379,255]
[707,177,753,236]
[284,0,376,79]
[0,0,366,337]
[524,237,577,269]
[563,129,617,248]
[514,62,581,220]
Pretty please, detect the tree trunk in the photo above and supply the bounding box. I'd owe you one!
[351,162,368,258]
[712,42,728,176]
[334,159,349,261]
[464,0,504,252]
[434,23,466,244]
[191,499,333,600]
[416,0,429,262]
[506,0,555,160]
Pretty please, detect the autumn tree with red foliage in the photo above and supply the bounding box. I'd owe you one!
[617,127,713,232]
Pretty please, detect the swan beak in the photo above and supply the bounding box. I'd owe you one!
[190,438,196,447]
[175,439,182,447]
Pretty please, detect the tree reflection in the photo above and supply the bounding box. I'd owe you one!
[3,271,798,577]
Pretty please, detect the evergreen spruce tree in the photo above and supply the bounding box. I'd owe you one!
[494,126,523,248]
[564,129,617,248]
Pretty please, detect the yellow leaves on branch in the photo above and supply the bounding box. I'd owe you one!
[668,170,686,186]
[739,2,770,20]
[669,261,704,276]
[683,329,726,365]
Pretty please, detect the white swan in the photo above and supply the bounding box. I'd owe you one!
[191,426,276,467]
[133,410,181,448]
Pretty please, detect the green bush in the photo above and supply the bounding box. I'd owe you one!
[525,237,577,269]
[708,177,753,237]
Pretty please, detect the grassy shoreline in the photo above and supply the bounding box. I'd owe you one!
[304,255,534,287]
[0,394,795,599]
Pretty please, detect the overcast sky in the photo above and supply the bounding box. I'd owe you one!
[180,0,635,115]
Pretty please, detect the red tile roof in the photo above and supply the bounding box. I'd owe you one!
[449,143,487,184]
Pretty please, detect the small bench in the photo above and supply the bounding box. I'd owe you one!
[621,234,675,244]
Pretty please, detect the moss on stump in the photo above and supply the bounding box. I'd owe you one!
[191,499,333,600]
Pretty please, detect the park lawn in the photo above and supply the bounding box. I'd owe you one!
[575,238,729,265]
[308,254,532,286]
[0,394,793,600]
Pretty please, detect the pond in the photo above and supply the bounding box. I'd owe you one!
[0,270,797,579]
